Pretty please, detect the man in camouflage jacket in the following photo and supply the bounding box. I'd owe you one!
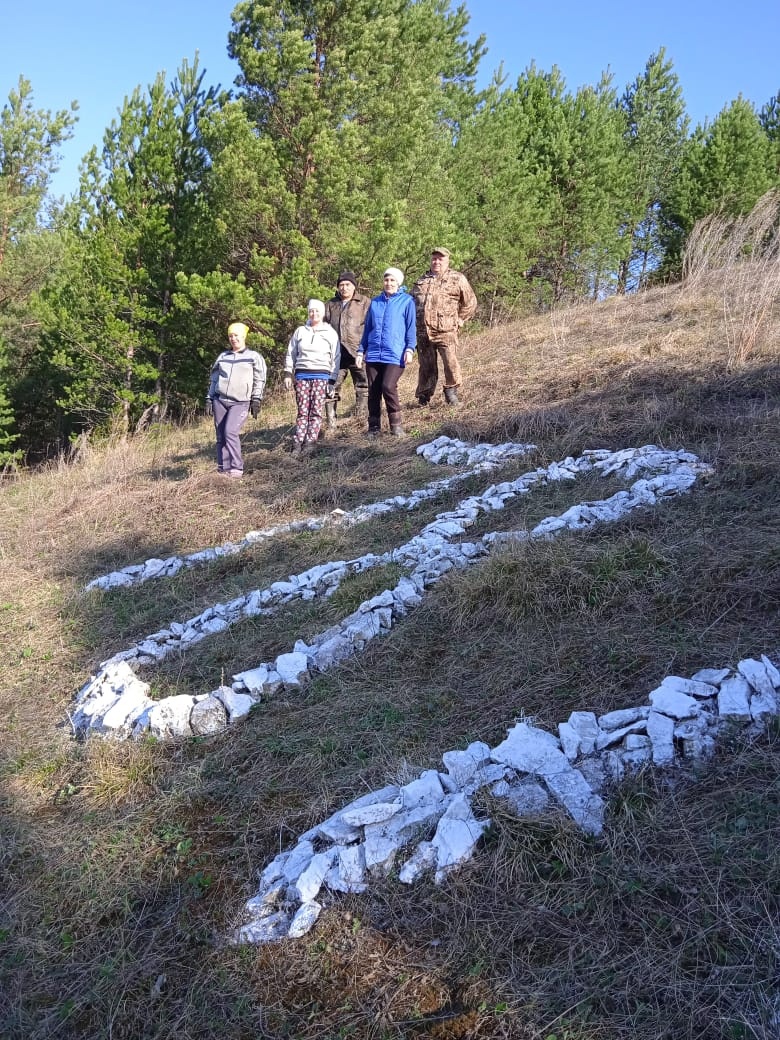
[411,247,477,406]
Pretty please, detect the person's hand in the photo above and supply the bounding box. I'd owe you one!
[205,398,213,417]
[326,382,336,399]
[355,353,364,370]
[250,398,261,419]
[403,349,414,366]
[283,375,293,391]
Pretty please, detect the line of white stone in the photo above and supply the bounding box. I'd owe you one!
[234,655,780,944]
[70,443,712,743]
[85,439,536,591]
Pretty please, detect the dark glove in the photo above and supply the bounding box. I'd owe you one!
[205,398,213,417]
[249,398,261,419]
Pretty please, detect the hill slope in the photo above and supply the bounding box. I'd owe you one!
[1,267,779,1039]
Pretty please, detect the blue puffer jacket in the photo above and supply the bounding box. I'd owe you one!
[358,290,416,365]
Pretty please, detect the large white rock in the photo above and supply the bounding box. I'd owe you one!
[646,710,675,765]
[325,844,367,893]
[738,658,778,698]
[541,767,605,836]
[647,686,700,720]
[341,799,402,827]
[147,695,196,739]
[559,711,599,759]
[274,651,309,686]
[288,900,322,938]
[491,722,567,775]
[659,675,718,699]
[400,770,446,809]
[442,743,492,787]
[216,687,255,722]
[190,695,229,735]
[98,687,155,736]
[398,841,438,884]
[293,849,337,902]
[598,706,648,731]
[717,675,752,722]
[432,794,490,883]
[490,777,550,816]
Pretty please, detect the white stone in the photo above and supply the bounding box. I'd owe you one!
[738,658,777,698]
[233,665,269,693]
[326,844,367,893]
[400,770,446,808]
[692,667,732,685]
[98,688,155,736]
[190,696,229,735]
[646,710,675,765]
[235,910,291,944]
[717,675,752,721]
[288,901,322,939]
[316,815,361,844]
[491,778,550,816]
[398,841,438,884]
[442,743,492,786]
[542,767,605,836]
[147,695,196,739]
[595,721,648,751]
[280,841,315,882]
[598,706,648,731]
[491,722,564,775]
[659,675,718,699]
[216,687,255,722]
[432,794,490,883]
[648,687,700,720]
[274,651,309,685]
[293,849,337,902]
[341,799,403,827]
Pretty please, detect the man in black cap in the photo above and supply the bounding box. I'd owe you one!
[324,271,371,425]
[412,247,477,406]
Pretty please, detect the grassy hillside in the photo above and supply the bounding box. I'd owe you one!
[1,262,779,1039]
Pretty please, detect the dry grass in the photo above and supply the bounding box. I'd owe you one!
[1,254,779,1039]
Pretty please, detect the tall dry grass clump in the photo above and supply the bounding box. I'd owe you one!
[682,189,780,367]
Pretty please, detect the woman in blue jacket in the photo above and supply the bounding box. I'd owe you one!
[356,267,416,437]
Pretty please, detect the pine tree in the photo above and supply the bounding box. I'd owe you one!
[214,0,485,320]
[662,97,775,273]
[617,49,688,292]
[39,60,227,437]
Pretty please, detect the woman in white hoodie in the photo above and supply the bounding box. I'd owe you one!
[283,299,340,457]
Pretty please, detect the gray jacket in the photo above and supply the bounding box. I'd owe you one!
[208,348,267,402]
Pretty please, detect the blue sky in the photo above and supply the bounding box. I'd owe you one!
[2,0,778,199]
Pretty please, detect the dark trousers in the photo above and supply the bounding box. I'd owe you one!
[365,362,404,430]
[213,397,249,473]
[334,352,368,395]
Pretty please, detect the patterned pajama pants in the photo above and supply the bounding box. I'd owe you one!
[294,378,328,444]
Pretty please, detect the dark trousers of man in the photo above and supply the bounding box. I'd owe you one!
[334,351,369,395]
[213,396,249,473]
[365,361,403,431]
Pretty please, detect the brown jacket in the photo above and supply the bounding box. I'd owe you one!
[324,292,370,358]
[412,268,477,337]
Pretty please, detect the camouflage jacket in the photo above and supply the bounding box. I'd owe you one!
[411,268,477,336]
[324,292,370,356]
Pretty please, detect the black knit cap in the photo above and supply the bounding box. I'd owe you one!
[336,270,357,288]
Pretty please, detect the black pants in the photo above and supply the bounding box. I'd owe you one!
[365,362,403,430]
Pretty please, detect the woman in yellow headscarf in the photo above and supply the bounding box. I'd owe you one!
[205,322,267,477]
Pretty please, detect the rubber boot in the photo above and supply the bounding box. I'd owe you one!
[354,389,368,419]
[444,387,459,406]
[324,398,337,429]
[389,424,406,438]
